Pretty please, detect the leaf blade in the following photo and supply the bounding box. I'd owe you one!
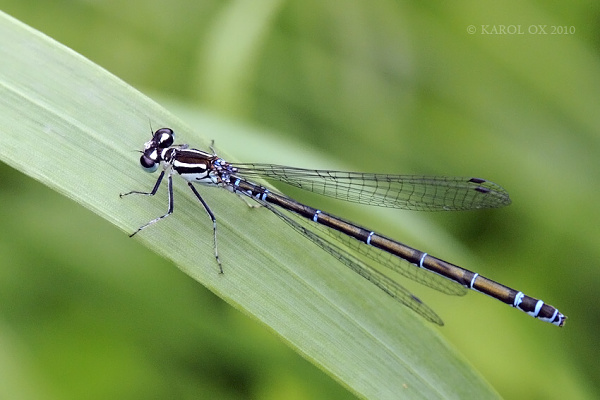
[0,12,497,400]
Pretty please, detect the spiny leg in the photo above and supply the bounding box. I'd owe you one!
[120,170,166,198]
[187,183,223,274]
[122,172,175,237]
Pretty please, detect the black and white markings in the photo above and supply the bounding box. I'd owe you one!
[121,127,566,327]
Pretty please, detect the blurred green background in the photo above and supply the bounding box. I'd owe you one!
[0,1,598,399]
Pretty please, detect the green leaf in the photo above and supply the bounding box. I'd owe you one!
[0,12,498,399]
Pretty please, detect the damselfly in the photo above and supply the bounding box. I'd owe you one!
[120,128,566,327]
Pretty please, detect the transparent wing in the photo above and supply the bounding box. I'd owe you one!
[310,222,467,296]
[233,164,511,211]
[258,201,446,325]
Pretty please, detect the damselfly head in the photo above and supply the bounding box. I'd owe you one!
[139,128,176,173]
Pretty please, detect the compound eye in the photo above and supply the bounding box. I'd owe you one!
[154,128,174,148]
[140,154,158,172]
